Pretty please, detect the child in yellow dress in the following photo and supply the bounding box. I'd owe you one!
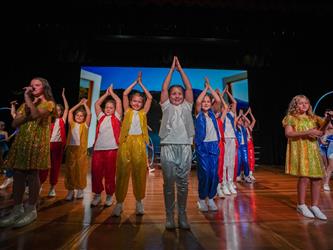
[282,95,332,220]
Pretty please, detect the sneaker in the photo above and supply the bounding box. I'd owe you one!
[0,177,13,189]
[91,194,101,207]
[228,183,237,194]
[207,199,218,211]
[197,200,208,212]
[13,208,37,228]
[232,182,237,189]
[297,204,315,218]
[136,200,145,215]
[25,186,29,194]
[112,203,123,217]
[323,184,331,192]
[0,204,24,227]
[149,168,155,173]
[236,176,242,182]
[76,189,84,199]
[105,195,113,207]
[65,190,74,201]
[222,184,231,195]
[310,206,327,220]
[178,212,190,230]
[249,172,256,182]
[216,183,225,198]
[165,213,176,230]
[244,176,252,183]
[48,187,56,197]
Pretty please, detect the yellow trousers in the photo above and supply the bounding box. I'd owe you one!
[115,135,147,202]
[64,145,88,190]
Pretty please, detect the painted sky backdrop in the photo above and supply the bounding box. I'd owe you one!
[81,66,248,102]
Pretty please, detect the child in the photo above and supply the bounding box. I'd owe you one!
[0,121,10,186]
[194,78,221,212]
[64,98,91,201]
[282,95,332,220]
[0,77,55,228]
[244,107,256,181]
[112,72,152,216]
[159,56,194,230]
[91,84,122,207]
[39,88,69,197]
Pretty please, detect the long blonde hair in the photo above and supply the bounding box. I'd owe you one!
[287,95,314,117]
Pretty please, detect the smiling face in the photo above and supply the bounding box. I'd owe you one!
[130,94,144,111]
[296,97,310,115]
[201,95,212,112]
[30,79,44,97]
[74,111,86,124]
[169,86,184,106]
[104,101,115,116]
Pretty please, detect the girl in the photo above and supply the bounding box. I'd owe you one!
[112,72,152,216]
[194,78,221,212]
[244,107,256,181]
[0,77,55,228]
[91,84,122,207]
[282,95,332,220]
[39,88,69,197]
[64,98,91,201]
[159,56,194,230]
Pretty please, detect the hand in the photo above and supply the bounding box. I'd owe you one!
[175,56,182,71]
[23,86,33,95]
[137,71,142,83]
[215,88,221,94]
[62,88,66,97]
[80,98,87,105]
[307,128,323,139]
[107,84,113,95]
[204,77,210,89]
[10,100,18,106]
[171,56,176,70]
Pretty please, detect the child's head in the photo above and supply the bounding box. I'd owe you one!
[237,117,244,127]
[104,100,116,116]
[287,95,313,116]
[168,85,185,106]
[56,104,64,118]
[31,77,54,101]
[74,108,87,124]
[201,94,213,112]
[0,121,5,131]
[129,92,145,111]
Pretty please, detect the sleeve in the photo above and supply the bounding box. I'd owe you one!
[97,112,105,121]
[315,115,326,127]
[17,104,26,116]
[183,100,193,111]
[160,99,170,112]
[115,111,121,121]
[282,115,296,127]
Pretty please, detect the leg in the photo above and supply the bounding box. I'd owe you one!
[91,150,105,195]
[49,142,63,186]
[297,177,309,205]
[104,149,117,196]
[309,178,327,220]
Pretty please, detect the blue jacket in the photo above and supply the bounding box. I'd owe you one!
[194,109,220,146]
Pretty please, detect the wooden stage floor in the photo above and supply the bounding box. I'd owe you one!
[1,165,333,250]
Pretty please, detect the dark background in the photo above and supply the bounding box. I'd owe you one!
[1,1,332,166]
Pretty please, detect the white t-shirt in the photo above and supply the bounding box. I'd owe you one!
[128,110,142,135]
[224,112,236,138]
[94,112,121,150]
[69,123,81,146]
[204,115,218,142]
[160,99,193,144]
[50,118,62,142]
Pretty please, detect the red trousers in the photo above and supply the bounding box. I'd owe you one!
[217,140,225,183]
[91,149,117,195]
[39,142,64,185]
[248,139,255,172]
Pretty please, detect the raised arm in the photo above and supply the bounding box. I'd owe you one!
[206,78,221,107]
[123,77,138,112]
[137,72,153,113]
[82,99,92,127]
[195,81,208,114]
[68,99,85,124]
[108,84,123,118]
[175,57,193,103]
[161,56,176,104]
[225,85,237,114]
[247,107,256,130]
[95,88,110,116]
[62,88,69,123]
[24,86,49,120]
[219,87,229,121]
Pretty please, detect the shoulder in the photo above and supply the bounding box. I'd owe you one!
[282,114,297,127]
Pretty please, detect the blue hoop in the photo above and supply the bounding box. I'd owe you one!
[313,91,333,114]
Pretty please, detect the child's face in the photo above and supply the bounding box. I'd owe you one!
[169,87,184,106]
[56,105,63,118]
[104,102,115,116]
[130,95,144,111]
[30,79,44,97]
[297,97,310,114]
[201,95,212,112]
[74,111,85,124]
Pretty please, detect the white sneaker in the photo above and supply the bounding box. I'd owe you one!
[232,182,237,189]
[249,172,256,182]
[310,206,327,220]
[48,187,56,197]
[228,183,237,194]
[136,200,144,215]
[13,208,37,228]
[197,199,208,212]
[0,204,24,227]
[222,184,231,195]
[236,176,242,182]
[323,184,330,192]
[207,199,218,211]
[216,183,225,198]
[76,189,84,199]
[105,195,113,207]
[244,176,252,183]
[297,204,314,218]
[65,190,74,201]
[91,194,101,207]
[0,177,13,189]
[112,203,123,217]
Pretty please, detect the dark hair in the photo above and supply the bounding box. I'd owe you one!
[204,93,213,102]
[74,107,87,118]
[129,91,146,103]
[168,85,185,96]
[32,77,55,102]
[104,99,116,109]
[56,104,64,114]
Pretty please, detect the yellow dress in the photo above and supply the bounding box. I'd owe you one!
[7,101,55,170]
[282,114,325,178]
